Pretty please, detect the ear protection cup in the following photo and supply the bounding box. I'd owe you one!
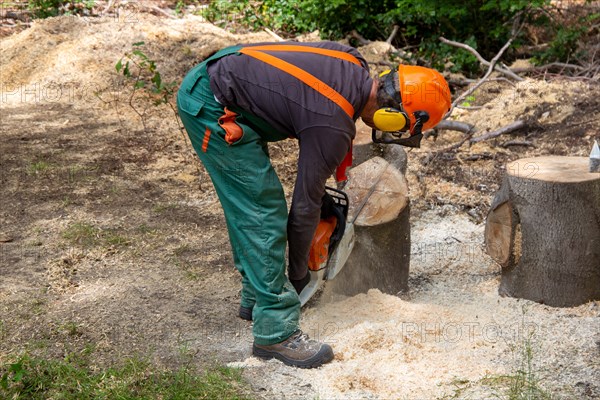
[374,70,409,132]
[373,108,409,132]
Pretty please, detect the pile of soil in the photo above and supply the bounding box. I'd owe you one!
[1,12,599,400]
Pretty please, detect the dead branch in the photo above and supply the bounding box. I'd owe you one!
[501,140,535,148]
[470,120,526,144]
[446,78,472,87]
[0,22,31,27]
[386,25,399,44]
[440,37,523,81]
[440,37,488,65]
[448,37,516,116]
[511,62,586,73]
[568,116,600,127]
[102,0,116,15]
[374,60,394,67]
[461,153,494,161]
[455,105,483,110]
[138,5,177,19]
[264,27,285,42]
[448,77,516,88]
[348,30,370,46]
[435,120,476,133]
[422,128,478,164]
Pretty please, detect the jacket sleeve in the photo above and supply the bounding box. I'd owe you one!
[287,125,352,280]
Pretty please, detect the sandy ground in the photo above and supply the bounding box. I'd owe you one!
[1,12,599,400]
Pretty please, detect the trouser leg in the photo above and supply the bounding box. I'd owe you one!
[230,240,256,308]
[177,74,300,345]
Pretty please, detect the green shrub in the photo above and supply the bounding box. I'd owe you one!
[28,0,95,19]
[294,0,550,75]
[202,0,555,76]
[533,11,600,65]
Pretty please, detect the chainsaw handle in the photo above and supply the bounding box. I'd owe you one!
[329,204,346,243]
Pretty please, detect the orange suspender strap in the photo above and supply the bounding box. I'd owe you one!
[239,46,357,181]
[239,48,355,119]
[244,45,362,67]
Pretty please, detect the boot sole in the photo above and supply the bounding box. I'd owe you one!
[252,343,334,369]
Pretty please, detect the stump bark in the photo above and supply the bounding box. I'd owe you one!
[485,156,600,307]
[330,156,410,296]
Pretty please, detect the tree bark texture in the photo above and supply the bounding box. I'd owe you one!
[485,156,600,307]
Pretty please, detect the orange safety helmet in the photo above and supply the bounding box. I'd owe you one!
[373,65,451,134]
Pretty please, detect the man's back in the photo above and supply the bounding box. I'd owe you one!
[207,41,373,139]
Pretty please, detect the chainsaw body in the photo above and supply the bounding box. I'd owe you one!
[299,187,355,306]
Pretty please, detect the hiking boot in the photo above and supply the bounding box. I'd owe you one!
[239,305,253,321]
[252,330,334,368]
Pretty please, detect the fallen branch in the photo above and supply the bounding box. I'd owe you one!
[461,153,494,161]
[511,62,586,73]
[373,60,394,67]
[102,0,116,15]
[440,37,523,81]
[0,22,31,27]
[448,37,516,116]
[448,77,516,89]
[470,120,526,144]
[422,128,478,164]
[435,120,476,134]
[138,5,177,19]
[386,25,399,44]
[348,30,370,46]
[569,116,600,127]
[455,105,483,110]
[264,27,285,42]
[501,140,535,148]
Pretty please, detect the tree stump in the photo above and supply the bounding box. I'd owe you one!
[330,156,410,296]
[485,156,600,307]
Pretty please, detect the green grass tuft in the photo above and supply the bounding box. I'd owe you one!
[62,222,130,248]
[27,161,51,176]
[1,353,251,400]
[62,222,100,247]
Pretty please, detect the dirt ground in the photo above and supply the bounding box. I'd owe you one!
[1,12,599,400]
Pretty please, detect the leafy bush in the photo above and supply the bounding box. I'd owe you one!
[28,0,95,19]
[533,10,600,65]
[204,0,598,76]
[294,0,553,75]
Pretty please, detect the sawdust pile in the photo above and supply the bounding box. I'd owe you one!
[455,79,589,133]
[0,14,273,106]
[234,211,599,399]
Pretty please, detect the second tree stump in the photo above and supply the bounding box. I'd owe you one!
[485,156,600,307]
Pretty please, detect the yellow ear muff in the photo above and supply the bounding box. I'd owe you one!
[373,108,409,132]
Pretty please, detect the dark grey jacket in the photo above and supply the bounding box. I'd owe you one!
[207,41,372,280]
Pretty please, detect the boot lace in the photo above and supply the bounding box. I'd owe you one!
[284,330,310,350]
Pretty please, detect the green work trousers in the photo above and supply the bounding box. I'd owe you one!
[176,59,300,345]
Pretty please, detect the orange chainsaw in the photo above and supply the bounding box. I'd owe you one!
[299,187,355,306]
